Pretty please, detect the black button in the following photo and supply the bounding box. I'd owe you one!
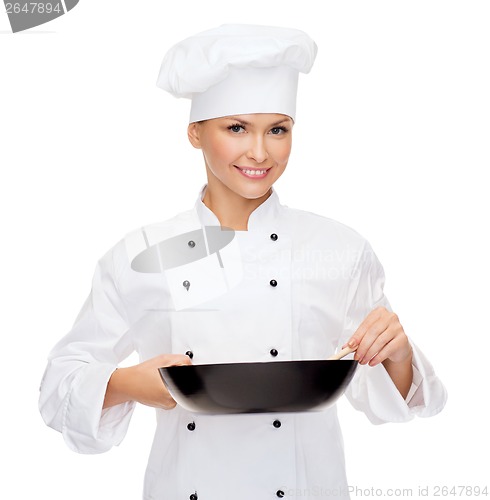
[276,491,285,498]
[187,422,196,431]
[270,349,278,357]
[190,494,198,500]
[188,240,196,248]
[273,420,282,428]
[269,279,278,287]
[270,233,278,241]
[183,280,190,291]
[185,350,194,359]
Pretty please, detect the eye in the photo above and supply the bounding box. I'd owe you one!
[228,124,245,133]
[270,126,288,135]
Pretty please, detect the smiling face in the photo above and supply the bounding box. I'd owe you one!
[188,113,293,202]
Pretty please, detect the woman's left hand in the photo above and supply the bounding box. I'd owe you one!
[344,306,413,367]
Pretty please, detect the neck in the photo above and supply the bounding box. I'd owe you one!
[202,180,272,231]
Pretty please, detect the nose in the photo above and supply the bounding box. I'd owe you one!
[246,134,269,163]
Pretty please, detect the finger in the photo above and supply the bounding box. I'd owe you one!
[347,307,386,348]
[359,328,395,365]
[355,317,392,363]
[353,309,400,362]
[159,354,193,367]
[173,353,192,363]
[372,337,412,366]
[175,356,193,366]
[161,400,177,410]
[363,314,406,365]
[367,337,400,366]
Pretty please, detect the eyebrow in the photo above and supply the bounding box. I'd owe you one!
[226,116,292,127]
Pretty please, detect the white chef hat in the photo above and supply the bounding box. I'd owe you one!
[156,24,317,123]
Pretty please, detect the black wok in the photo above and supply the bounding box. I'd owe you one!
[159,359,358,414]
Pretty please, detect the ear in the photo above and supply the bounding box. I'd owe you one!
[187,122,202,149]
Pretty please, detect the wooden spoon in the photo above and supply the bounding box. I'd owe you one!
[327,345,357,360]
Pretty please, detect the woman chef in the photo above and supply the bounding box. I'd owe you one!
[39,24,447,500]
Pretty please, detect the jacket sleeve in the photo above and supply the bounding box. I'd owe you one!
[38,242,136,453]
[341,241,447,424]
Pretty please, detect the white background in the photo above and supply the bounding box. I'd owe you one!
[1,1,489,498]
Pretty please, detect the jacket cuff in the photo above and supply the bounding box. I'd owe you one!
[62,363,136,454]
[347,338,447,424]
[405,340,448,418]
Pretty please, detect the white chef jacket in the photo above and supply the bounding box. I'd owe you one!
[39,185,447,500]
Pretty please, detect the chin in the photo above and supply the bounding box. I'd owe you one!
[235,185,273,200]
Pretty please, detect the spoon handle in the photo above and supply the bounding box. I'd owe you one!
[327,345,357,360]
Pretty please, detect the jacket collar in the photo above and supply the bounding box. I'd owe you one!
[194,184,283,231]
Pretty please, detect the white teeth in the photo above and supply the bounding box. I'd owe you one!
[242,169,266,176]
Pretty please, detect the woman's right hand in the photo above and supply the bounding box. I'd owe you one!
[103,354,192,410]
